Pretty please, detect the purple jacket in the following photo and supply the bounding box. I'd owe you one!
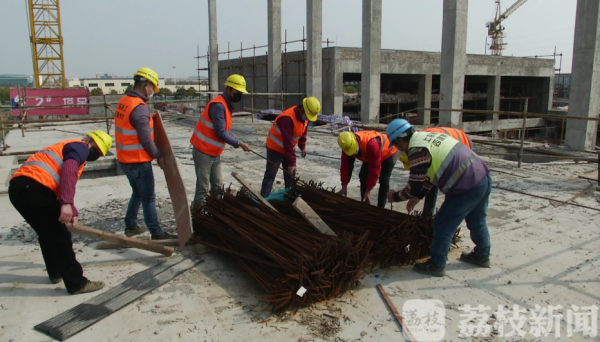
[276,106,308,167]
[208,92,240,148]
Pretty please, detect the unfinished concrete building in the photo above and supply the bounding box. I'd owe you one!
[206,0,599,150]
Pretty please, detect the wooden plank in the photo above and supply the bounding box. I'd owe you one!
[153,113,193,248]
[579,169,598,181]
[292,197,336,237]
[96,239,180,250]
[376,284,417,342]
[34,254,201,341]
[67,224,173,256]
[231,171,278,212]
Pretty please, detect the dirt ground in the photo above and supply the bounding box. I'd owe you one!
[0,116,598,342]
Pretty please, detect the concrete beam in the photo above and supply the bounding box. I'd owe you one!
[361,0,382,123]
[268,0,282,108]
[462,118,546,133]
[486,75,501,137]
[307,0,322,104]
[439,0,468,128]
[208,0,219,99]
[417,69,432,125]
[565,0,600,151]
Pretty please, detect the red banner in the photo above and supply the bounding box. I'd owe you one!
[10,88,90,116]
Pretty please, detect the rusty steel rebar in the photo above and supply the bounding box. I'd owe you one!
[191,187,372,313]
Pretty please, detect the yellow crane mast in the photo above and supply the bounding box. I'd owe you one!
[486,0,529,56]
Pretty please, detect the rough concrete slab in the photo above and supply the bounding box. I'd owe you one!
[0,116,598,341]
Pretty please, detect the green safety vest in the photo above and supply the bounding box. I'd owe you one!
[409,132,463,189]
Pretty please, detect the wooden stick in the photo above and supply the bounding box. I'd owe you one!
[67,224,174,256]
[376,284,417,341]
[96,239,180,250]
[292,197,336,237]
[231,172,278,212]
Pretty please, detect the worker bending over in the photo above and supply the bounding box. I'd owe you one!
[393,121,473,217]
[9,131,112,294]
[260,97,321,198]
[115,67,176,240]
[337,130,397,208]
[386,119,492,277]
[190,74,251,210]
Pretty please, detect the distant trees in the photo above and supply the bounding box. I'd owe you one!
[90,88,103,96]
[0,87,10,104]
[109,89,118,95]
[123,85,133,94]
[343,85,357,93]
[186,87,196,96]
[159,87,173,96]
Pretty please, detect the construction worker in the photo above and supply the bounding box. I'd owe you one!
[386,119,492,277]
[397,125,473,217]
[336,130,397,207]
[8,131,112,294]
[190,74,252,209]
[115,67,176,240]
[260,97,321,197]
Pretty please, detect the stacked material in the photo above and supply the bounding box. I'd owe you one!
[191,188,372,312]
[271,181,459,268]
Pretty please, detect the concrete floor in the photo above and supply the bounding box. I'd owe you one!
[0,116,598,342]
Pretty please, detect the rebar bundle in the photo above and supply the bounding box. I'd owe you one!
[191,187,372,312]
[270,180,459,268]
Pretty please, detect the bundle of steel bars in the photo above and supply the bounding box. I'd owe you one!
[269,180,459,268]
[191,187,372,312]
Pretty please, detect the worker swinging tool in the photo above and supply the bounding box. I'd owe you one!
[9,131,112,294]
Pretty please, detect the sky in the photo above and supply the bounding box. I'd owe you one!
[0,0,577,80]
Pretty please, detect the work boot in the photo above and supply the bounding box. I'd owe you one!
[125,226,146,237]
[69,280,105,295]
[49,276,62,285]
[151,232,178,240]
[460,252,490,268]
[413,259,446,277]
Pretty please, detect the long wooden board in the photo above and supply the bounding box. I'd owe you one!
[34,254,202,341]
[293,197,336,237]
[67,224,173,256]
[231,172,278,212]
[153,113,193,248]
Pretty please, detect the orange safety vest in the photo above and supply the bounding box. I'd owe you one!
[115,96,154,163]
[354,131,397,163]
[11,139,86,196]
[190,95,231,157]
[424,127,471,148]
[265,106,308,154]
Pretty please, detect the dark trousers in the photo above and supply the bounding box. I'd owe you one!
[9,176,88,293]
[260,148,293,198]
[422,185,440,217]
[358,154,397,208]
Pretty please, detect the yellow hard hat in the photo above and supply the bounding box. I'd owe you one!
[338,131,358,156]
[302,96,321,122]
[133,67,160,93]
[224,74,248,93]
[86,130,112,156]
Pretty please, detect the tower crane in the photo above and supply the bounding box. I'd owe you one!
[486,0,529,56]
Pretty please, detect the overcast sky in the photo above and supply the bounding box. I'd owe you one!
[1,0,577,79]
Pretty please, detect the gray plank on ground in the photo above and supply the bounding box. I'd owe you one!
[33,254,202,341]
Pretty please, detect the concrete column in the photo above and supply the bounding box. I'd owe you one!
[540,75,553,114]
[486,75,501,137]
[268,0,282,108]
[322,47,343,116]
[439,0,468,128]
[417,68,432,125]
[208,0,219,99]
[333,48,344,116]
[360,0,382,123]
[565,0,600,151]
[307,0,322,104]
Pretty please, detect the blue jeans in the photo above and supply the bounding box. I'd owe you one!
[119,161,163,236]
[430,173,492,267]
[422,185,439,217]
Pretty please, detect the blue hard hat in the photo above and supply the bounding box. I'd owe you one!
[386,119,413,141]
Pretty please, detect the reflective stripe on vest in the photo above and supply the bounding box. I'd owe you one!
[11,139,86,195]
[190,95,231,156]
[266,106,308,154]
[114,96,154,163]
